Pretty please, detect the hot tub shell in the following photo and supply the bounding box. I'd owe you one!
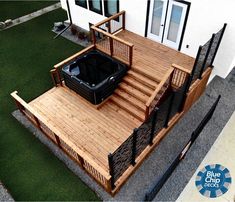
[62,50,128,105]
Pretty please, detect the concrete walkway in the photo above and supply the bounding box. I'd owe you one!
[12,69,235,201]
[177,112,235,202]
[2,2,61,30]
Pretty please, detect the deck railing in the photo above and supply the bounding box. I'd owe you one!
[145,68,174,120]
[90,11,134,67]
[10,91,113,192]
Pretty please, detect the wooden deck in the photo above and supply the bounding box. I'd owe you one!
[116,30,195,82]
[29,86,142,171]
[28,30,195,173]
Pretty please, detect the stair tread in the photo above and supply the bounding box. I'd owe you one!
[132,66,161,83]
[110,94,145,121]
[114,89,146,111]
[128,70,159,90]
[123,76,153,96]
[119,82,149,103]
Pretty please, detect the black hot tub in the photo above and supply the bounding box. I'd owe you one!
[62,50,128,105]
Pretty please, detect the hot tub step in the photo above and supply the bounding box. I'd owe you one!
[110,94,145,122]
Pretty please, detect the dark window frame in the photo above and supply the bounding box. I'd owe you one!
[89,0,103,15]
[75,0,88,9]
[104,0,119,17]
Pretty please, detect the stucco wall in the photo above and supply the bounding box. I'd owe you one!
[61,0,235,79]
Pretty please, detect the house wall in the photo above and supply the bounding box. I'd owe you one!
[61,0,235,79]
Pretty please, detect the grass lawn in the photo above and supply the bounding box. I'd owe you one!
[0,7,100,201]
[0,1,58,21]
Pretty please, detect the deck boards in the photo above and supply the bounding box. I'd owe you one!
[116,30,195,81]
[30,86,141,170]
[28,30,195,173]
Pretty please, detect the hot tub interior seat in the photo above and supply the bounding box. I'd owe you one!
[69,54,119,86]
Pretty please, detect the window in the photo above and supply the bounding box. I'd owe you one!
[89,0,103,15]
[75,0,87,9]
[104,0,119,17]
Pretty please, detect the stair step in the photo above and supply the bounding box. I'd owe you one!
[128,70,159,90]
[123,76,153,96]
[107,101,142,126]
[132,66,161,83]
[119,82,149,103]
[114,89,146,112]
[110,94,145,122]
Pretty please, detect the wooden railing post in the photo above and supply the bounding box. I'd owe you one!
[145,105,150,121]
[108,153,115,189]
[122,12,125,30]
[77,154,85,169]
[14,99,25,115]
[91,28,96,45]
[110,37,113,56]
[149,108,158,145]
[131,128,137,166]
[54,134,62,149]
[129,45,133,67]
[50,69,57,87]
[33,115,41,130]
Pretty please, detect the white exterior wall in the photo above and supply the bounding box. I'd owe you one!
[61,0,235,79]
[181,0,235,79]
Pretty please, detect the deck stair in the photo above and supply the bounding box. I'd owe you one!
[104,68,168,122]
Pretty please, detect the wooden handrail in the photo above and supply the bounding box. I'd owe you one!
[54,45,95,69]
[11,91,111,180]
[94,10,125,27]
[91,26,134,47]
[172,63,191,74]
[146,68,174,107]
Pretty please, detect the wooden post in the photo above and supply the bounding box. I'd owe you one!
[50,69,57,87]
[145,105,150,121]
[54,134,62,149]
[131,128,137,166]
[149,108,158,145]
[122,12,125,30]
[129,45,133,67]
[108,153,115,189]
[33,115,41,130]
[14,99,25,115]
[77,154,85,169]
[107,177,113,193]
[56,68,62,86]
[110,37,113,56]
[91,28,96,45]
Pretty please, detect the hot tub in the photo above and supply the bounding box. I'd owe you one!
[62,50,128,105]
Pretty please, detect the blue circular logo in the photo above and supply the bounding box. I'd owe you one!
[195,164,232,198]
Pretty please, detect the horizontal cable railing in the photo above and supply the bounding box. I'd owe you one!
[10,91,112,192]
[91,11,134,67]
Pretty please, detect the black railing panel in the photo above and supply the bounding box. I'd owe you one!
[112,134,134,182]
[135,118,152,157]
[144,95,221,201]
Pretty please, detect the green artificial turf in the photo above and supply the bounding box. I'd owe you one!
[0,1,58,21]
[0,7,100,201]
